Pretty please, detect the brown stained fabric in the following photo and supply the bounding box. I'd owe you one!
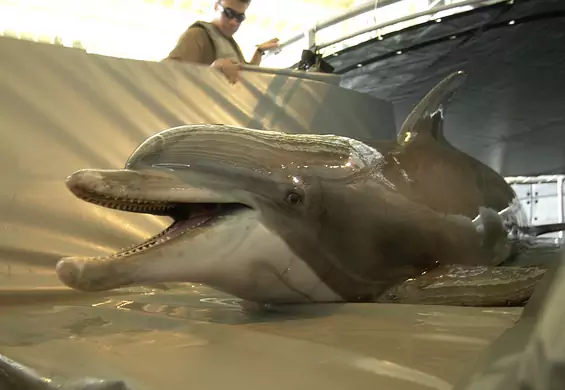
[163,22,246,65]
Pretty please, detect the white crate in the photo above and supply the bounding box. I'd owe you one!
[505,175,565,243]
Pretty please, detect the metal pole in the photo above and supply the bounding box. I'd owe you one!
[240,64,342,85]
[558,176,564,241]
[428,0,444,8]
[317,0,505,50]
[306,28,316,51]
[505,175,565,185]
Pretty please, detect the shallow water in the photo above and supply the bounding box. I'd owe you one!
[0,280,522,390]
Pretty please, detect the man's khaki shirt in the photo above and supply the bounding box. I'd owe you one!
[164,22,246,65]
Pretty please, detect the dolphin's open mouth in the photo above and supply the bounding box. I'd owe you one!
[66,169,251,260]
[102,201,248,259]
[56,168,264,293]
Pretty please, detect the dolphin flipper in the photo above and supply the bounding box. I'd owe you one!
[376,264,546,306]
[376,207,545,306]
[0,353,132,390]
[444,206,513,266]
[472,206,513,265]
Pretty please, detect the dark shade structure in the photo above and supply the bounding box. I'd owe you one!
[325,0,565,177]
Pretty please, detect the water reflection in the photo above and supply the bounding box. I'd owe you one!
[79,285,341,326]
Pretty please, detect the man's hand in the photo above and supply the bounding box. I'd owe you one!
[256,38,280,54]
[211,58,243,84]
[249,38,280,66]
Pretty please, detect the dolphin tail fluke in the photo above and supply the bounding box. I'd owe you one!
[376,264,546,307]
[397,71,467,146]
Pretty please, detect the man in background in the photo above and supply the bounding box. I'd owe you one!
[164,0,280,84]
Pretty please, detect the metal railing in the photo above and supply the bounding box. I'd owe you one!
[271,0,509,57]
[506,176,565,225]
[506,175,565,242]
[275,0,402,51]
[241,64,343,84]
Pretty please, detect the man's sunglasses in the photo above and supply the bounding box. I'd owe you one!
[217,2,246,23]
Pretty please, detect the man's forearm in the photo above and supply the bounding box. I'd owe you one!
[249,49,263,66]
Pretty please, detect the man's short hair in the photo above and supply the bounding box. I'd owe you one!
[238,0,251,3]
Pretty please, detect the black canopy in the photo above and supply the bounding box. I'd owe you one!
[326,0,565,176]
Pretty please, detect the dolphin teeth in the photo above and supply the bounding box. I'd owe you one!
[109,222,179,258]
[77,191,175,211]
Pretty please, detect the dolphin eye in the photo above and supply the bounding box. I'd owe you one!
[285,190,303,205]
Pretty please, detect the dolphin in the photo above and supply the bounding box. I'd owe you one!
[54,71,559,306]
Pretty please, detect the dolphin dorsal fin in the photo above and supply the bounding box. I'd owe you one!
[397,71,467,146]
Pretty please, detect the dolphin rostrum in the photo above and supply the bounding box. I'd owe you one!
[55,71,559,306]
